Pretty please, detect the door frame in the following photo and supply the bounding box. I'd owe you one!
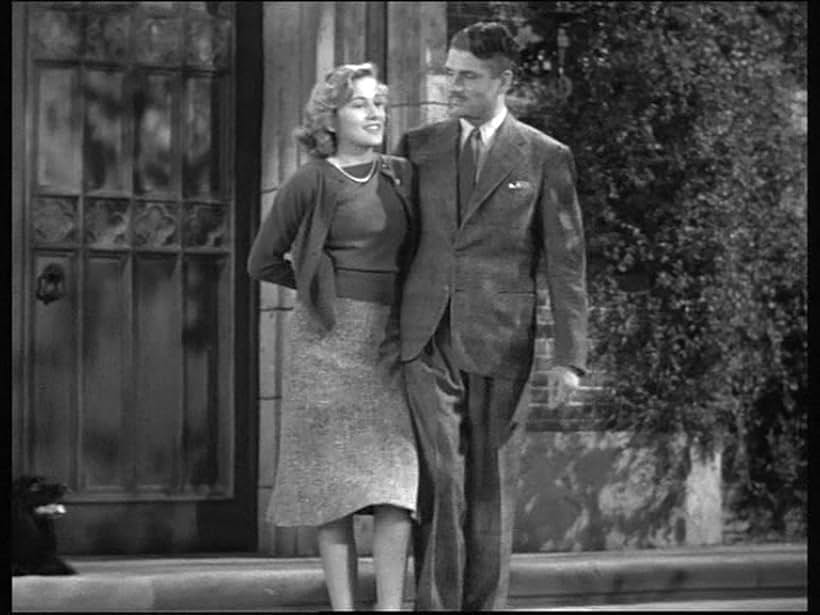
[233,0,264,550]
[12,1,28,477]
[11,1,264,552]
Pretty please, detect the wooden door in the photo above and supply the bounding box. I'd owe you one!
[12,1,261,554]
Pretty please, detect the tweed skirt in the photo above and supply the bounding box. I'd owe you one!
[266,296,419,527]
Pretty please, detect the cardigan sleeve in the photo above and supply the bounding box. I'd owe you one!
[395,158,419,282]
[247,165,318,289]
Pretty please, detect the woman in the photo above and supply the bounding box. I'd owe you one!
[247,63,418,611]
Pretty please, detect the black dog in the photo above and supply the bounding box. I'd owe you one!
[12,475,76,576]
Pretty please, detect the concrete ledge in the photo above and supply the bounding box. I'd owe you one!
[12,576,155,612]
[12,543,806,612]
[508,544,807,607]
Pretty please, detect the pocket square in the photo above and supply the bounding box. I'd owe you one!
[507,180,532,190]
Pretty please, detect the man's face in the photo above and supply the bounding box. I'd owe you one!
[444,48,510,124]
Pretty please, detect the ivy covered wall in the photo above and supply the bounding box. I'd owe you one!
[446,1,807,543]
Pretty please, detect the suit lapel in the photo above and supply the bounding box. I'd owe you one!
[414,120,460,233]
[461,114,526,226]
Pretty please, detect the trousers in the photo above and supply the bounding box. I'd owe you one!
[403,312,530,611]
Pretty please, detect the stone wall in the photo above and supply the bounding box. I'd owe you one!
[515,430,722,552]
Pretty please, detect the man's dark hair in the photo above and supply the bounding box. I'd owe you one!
[449,21,520,75]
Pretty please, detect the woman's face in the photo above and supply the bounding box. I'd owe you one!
[331,76,386,152]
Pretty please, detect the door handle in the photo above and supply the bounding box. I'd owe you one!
[35,264,66,305]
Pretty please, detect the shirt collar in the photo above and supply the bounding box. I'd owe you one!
[459,106,508,148]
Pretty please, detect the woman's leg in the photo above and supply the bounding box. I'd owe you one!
[317,515,358,610]
[372,505,412,610]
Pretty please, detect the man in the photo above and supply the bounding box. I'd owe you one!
[394,22,589,611]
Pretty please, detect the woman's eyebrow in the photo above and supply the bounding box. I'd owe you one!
[445,67,477,76]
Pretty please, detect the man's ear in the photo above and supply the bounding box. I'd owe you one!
[499,68,515,94]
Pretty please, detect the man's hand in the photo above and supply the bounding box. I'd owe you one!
[546,366,580,410]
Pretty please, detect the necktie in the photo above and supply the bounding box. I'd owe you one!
[458,127,481,225]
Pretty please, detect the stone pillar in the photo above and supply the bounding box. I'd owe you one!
[257,1,316,555]
[385,1,449,150]
[685,440,723,545]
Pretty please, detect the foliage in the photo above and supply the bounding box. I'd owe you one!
[488,1,807,540]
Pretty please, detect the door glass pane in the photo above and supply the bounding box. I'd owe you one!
[183,77,222,197]
[85,70,130,193]
[29,8,83,59]
[37,68,81,191]
[134,255,181,488]
[85,198,130,247]
[135,73,174,195]
[183,256,227,490]
[188,2,232,17]
[134,201,179,247]
[82,254,128,489]
[134,15,181,64]
[84,10,131,63]
[185,15,230,68]
[139,2,180,13]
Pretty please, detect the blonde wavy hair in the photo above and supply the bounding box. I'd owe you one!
[294,63,389,158]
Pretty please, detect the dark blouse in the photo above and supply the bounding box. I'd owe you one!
[325,161,407,305]
[247,156,415,329]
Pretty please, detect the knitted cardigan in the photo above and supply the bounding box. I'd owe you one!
[247,155,417,332]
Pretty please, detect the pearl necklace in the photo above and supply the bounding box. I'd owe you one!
[327,158,378,184]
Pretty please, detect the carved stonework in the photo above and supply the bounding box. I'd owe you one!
[33,197,77,244]
[85,199,130,247]
[183,204,227,248]
[133,201,178,247]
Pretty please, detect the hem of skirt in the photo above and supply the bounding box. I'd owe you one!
[266,499,418,527]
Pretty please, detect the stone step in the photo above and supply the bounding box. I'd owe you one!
[11,543,806,612]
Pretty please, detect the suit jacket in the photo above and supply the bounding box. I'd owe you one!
[247,154,416,332]
[395,113,588,381]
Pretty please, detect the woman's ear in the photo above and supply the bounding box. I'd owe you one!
[323,116,337,134]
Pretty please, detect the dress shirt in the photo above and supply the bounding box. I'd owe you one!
[458,106,508,178]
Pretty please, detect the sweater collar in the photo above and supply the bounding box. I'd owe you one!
[377,155,401,186]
